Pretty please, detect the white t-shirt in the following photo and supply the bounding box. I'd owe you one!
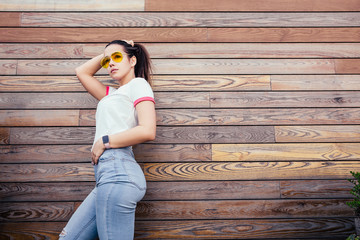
[93,77,155,147]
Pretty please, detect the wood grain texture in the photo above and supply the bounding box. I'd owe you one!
[2,43,360,59]
[210,91,360,108]
[213,143,360,161]
[0,219,354,240]
[0,128,10,145]
[0,60,17,75]
[271,75,360,90]
[275,125,360,143]
[0,110,79,126]
[0,12,20,27]
[18,12,360,27]
[0,0,144,11]
[145,0,360,11]
[143,161,360,181]
[335,59,360,74]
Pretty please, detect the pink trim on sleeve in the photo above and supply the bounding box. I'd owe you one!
[134,97,155,107]
[106,86,110,96]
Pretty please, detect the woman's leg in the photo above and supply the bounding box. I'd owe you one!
[59,188,98,240]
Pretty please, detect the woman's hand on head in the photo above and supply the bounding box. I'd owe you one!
[91,138,106,165]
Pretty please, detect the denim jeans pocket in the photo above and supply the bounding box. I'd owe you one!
[121,158,147,191]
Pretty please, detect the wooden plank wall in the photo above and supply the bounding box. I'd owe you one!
[1,0,360,239]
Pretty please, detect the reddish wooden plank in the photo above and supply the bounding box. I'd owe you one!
[145,0,360,11]
[208,28,360,43]
[210,92,360,108]
[335,59,360,74]
[0,28,207,43]
[19,12,360,27]
[213,143,360,161]
[275,125,360,143]
[0,110,79,126]
[271,75,360,90]
[0,12,20,27]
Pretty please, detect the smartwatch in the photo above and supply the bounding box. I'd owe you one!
[102,135,111,149]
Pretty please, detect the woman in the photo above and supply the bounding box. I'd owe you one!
[59,40,156,240]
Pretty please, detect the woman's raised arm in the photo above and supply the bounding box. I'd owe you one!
[75,54,107,101]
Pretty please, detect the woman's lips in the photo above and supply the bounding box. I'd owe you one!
[110,69,118,73]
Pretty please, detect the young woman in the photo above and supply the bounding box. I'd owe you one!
[59,40,156,240]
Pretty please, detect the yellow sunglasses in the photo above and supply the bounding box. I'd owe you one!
[100,52,123,68]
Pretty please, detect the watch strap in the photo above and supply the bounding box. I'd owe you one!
[102,135,111,149]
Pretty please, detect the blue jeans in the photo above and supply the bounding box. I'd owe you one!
[59,147,146,240]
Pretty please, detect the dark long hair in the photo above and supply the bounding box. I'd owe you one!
[105,40,153,85]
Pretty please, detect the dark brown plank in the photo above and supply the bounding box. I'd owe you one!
[0,12,20,27]
[0,110,79,126]
[280,180,353,199]
[271,75,360,90]
[145,0,360,11]
[0,219,354,240]
[9,126,274,144]
[143,161,360,181]
[275,125,360,143]
[212,143,360,161]
[0,144,211,163]
[19,12,360,27]
[0,128,10,145]
[210,91,360,108]
[208,28,360,43]
[335,59,360,74]
[0,181,278,201]
[0,28,207,43]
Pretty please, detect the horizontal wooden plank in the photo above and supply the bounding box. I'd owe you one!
[13,59,337,75]
[0,219,354,239]
[0,60,17,75]
[0,75,270,92]
[0,128,9,145]
[0,28,208,43]
[280,180,353,199]
[0,12,20,27]
[0,144,211,163]
[155,108,360,126]
[271,75,360,91]
[0,92,210,109]
[207,28,360,43]
[0,181,279,201]
[2,43,360,59]
[145,0,360,11]
[8,126,274,144]
[0,110,79,126]
[144,161,360,181]
[1,28,360,43]
[335,59,360,74]
[0,0,144,11]
[213,143,360,161]
[210,91,360,108]
[2,75,358,92]
[0,199,352,222]
[17,12,360,27]
[3,161,357,182]
[275,125,360,143]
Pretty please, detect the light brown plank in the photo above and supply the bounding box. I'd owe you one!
[271,75,360,91]
[143,161,360,181]
[14,59,336,75]
[0,12,20,27]
[0,60,17,75]
[0,0,144,11]
[280,180,353,199]
[335,59,360,74]
[9,126,274,144]
[0,75,269,92]
[0,219,354,239]
[0,110,79,126]
[0,181,278,201]
[155,108,360,126]
[208,28,360,43]
[0,128,10,145]
[212,143,360,161]
[0,28,207,43]
[19,12,360,27]
[145,0,360,11]
[2,43,360,59]
[210,91,360,108]
[275,125,360,143]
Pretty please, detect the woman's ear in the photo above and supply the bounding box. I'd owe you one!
[130,56,137,67]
